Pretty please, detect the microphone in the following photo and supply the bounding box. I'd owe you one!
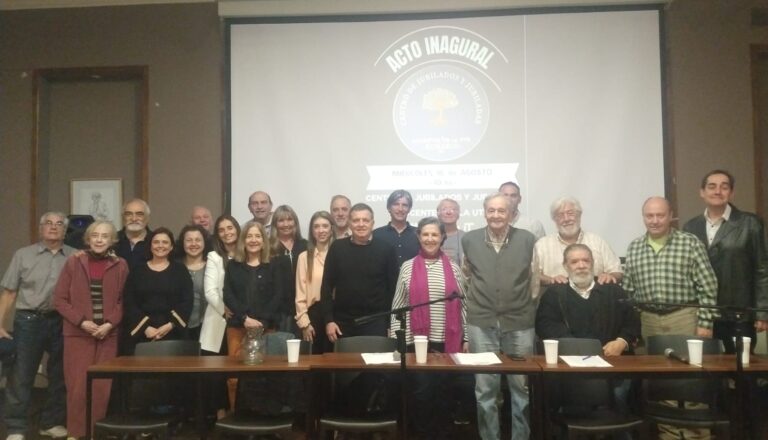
[448,291,464,300]
[664,348,689,365]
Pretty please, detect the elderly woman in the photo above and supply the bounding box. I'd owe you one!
[269,205,306,333]
[54,221,128,439]
[123,227,192,351]
[390,216,468,438]
[295,211,335,353]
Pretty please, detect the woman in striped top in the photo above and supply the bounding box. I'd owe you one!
[390,217,467,349]
[54,221,128,439]
[389,216,468,438]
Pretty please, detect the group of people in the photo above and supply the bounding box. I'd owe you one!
[0,168,765,440]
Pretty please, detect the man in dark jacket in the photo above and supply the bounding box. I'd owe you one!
[536,243,640,356]
[683,169,768,353]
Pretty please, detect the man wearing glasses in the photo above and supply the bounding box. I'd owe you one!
[0,212,75,440]
[534,196,623,286]
[116,198,152,270]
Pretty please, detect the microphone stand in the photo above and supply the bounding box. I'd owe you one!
[626,299,768,438]
[354,292,462,440]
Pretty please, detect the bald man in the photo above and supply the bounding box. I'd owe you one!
[623,197,718,339]
[190,206,214,234]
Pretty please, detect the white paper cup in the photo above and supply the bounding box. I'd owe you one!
[543,339,559,365]
[741,336,751,366]
[687,339,703,365]
[286,339,301,363]
[414,338,428,364]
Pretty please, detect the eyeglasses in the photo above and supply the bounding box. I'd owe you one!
[42,220,65,227]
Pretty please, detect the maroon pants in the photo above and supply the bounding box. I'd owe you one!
[63,334,117,438]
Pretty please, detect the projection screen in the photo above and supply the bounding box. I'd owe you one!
[228,6,665,254]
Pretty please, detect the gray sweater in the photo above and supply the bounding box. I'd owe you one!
[462,226,536,331]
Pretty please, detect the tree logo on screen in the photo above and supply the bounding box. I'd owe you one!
[393,65,489,162]
[375,27,503,162]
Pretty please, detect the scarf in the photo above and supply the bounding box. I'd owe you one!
[408,249,462,353]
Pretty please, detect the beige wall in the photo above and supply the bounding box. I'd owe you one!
[0,0,765,268]
[0,2,223,267]
[666,0,768,223]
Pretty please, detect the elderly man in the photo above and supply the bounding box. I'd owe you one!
[437,198,464,265]
[536,243,639,355]
[683,170,768,352]
[462,193,537,440]
[624,197,718,339]
[248,191,273,234]
[190,205,214,234]
[321,203,399,341]
[372,189,419,267]
[534,196,622,286]
[330,194,352,238]
[499,181,546,239]
[0,212,75,440]
[116,198,152,270]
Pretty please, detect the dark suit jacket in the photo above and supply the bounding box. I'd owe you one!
[683,205,768,320]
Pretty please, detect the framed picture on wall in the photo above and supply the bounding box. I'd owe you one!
[70,178,123,230]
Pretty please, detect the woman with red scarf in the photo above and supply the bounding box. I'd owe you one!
[390,216,467,439]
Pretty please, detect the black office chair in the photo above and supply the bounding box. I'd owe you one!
[318,336,399,439]
[643,335,730,438]
[549,338,648,439]
[93,339,200,440]
[213,331,309,438]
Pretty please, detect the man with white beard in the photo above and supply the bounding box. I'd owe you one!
[535,243,639,355]
[115,198,152,270]
[534,196,622,286]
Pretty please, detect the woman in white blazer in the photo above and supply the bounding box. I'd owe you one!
[201,214,241,412]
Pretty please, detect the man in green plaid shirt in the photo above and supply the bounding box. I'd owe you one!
[623,197,718,339]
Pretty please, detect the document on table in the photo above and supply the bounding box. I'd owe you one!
[450,352,502,365]
[361,352,400,364]
[560,355,613,367]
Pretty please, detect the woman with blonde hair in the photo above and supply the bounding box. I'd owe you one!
[295,211,335,353]
[54,221,128,439]
[269,205,306,333]
[224,221,283,348]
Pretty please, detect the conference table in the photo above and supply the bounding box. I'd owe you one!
[86,353,766,439]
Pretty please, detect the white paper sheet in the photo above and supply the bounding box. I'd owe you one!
[559,355,613,367]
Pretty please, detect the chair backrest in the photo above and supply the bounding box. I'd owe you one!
[555,338,613,409]
[334,336,397,353]
[645,334,723,356]
[129,339,200,410]
[134,339,200,356]
[557,338,603,356]
[644,334,725,404]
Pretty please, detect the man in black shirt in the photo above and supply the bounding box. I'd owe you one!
[321,203,399,341]
[372,189,419,268]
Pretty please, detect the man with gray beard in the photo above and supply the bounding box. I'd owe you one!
[535,243,639,355]
[115,198,152,270]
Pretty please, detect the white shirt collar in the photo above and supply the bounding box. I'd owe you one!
[569,279,595,299]
[704,203,732,224]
